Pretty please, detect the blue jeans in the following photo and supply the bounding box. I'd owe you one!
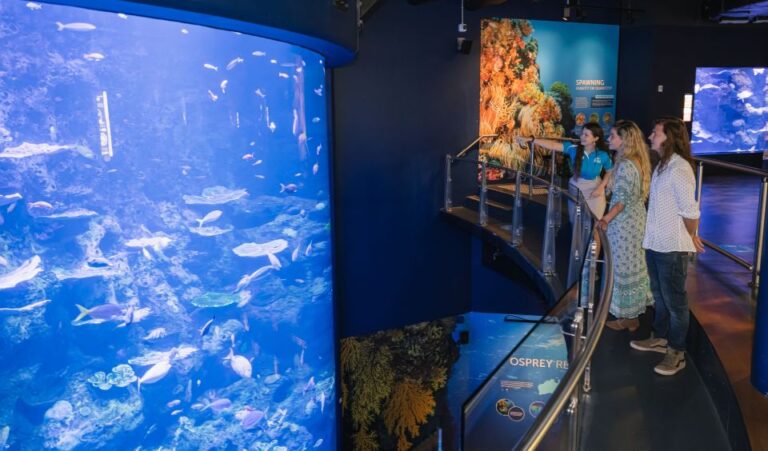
[645,250,690,351]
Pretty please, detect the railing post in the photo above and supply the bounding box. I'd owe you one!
[512,169,524,246]
[528,139,535,197]
[479,161,488,226]
[695,161,704,204]
[568,309,584,451]
[567,201,584,287]
[542,185,557,275]
[752,177,768,288]
[444,154,453,210]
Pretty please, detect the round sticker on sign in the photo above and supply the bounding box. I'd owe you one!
[529,401,544,418]
[496,398,511,416]
[508,405,525,422]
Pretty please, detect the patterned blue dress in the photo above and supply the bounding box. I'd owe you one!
[607,160,654,318]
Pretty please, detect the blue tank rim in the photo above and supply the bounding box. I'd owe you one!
[39,0,357,67]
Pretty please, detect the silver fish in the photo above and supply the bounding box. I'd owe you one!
[56,21,95,31]
[226,57,244,70]
[199,317,215,337]
[220,80,228,94]
[196,210,223,228]
[203,63,219,71]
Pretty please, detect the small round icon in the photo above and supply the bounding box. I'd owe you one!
[496,398,511,416]
[529,401,545,418]
[508,405,525,422]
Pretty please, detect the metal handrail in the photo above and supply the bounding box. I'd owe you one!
[454,134,499,159]
[694,157,768,287]
[517,227,613,450]
[694,156,768,177]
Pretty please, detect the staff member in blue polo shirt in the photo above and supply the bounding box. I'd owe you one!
[518,122,614,220]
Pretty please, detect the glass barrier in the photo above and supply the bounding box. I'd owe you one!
[444,140,613,451]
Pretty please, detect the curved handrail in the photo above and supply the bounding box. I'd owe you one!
[517,226,613,450]
[454,134,499,159]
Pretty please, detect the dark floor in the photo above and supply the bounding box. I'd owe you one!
[583,321,731,451]
[579,174,768,451]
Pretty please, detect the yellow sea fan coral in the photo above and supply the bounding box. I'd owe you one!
[352,429,379,451]
[383,379,436,451]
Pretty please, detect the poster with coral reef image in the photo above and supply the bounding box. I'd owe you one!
[479,18,618,178]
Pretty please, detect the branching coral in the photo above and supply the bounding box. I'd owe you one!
[382,379,436,451]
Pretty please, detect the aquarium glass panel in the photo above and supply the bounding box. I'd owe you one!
[0,1,335,449]
[692,67,768,155]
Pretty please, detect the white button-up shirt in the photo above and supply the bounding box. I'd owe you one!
[643,153,700,253]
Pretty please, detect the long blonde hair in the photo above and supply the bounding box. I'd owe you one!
[608,120,651,200]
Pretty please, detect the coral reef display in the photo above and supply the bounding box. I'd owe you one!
[340,318,458,451]
[479,19,569,176]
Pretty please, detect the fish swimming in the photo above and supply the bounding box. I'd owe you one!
[220,80,228,94]
[226,57,244,70]
[199,317,215,337]
[207,90,218,102]
[73,303,124,324]
[254,89,266,98]
[237,407,267,429]
[137,361,172,393]
[312,162,319,175]
[268,122,276,132]
[117,13,128,19]
[252,51,266,57]
[56,22,96,31]
[225,348,253,378]
[196,210,223,228]
[26,2,42,9]
[278,72,289,79]
[203,63,218,71]
[279,183,298,193]
[181,28,189,34]
[83,53,105,61]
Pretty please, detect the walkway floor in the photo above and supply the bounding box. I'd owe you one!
[689,174,768,451]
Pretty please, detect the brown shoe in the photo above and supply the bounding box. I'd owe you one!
[605,318,639,332]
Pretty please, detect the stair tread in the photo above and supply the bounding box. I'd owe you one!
[466,195,514,211]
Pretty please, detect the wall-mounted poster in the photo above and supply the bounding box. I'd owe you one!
[479,19,619,175]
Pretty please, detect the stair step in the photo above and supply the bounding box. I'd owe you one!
[466,195,513,212]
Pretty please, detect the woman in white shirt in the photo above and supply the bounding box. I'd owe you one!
[630,118,705,377]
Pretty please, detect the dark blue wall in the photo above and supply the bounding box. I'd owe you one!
[331,0,617,337]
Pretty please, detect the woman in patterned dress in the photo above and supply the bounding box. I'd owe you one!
[596,120,654,331]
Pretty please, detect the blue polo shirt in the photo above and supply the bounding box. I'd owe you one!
[564,144,613,181]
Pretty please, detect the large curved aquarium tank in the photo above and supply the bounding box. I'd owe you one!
[0,1,336,449]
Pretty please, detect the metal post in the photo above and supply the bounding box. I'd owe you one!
[752,177,768,288]
[444,154,453,210]
[695,161,704,203]
[542,185,557,275]
[583,253,597,394]
[567,202,583,286]
[512,169,524,246]
[528,140,535,197]
[479,161,488,226]
[567,309,584,451]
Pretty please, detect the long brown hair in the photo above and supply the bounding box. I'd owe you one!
[655,118,694,173]
[609,120,652,200]
[574,122,608,179]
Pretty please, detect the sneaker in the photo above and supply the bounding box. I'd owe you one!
[629,336,668,354]
[654,349,686,376]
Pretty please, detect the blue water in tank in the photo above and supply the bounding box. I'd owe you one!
[0,1,335,449]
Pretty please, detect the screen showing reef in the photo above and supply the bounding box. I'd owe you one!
[0,1,335,450]
[692,67,768,155]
